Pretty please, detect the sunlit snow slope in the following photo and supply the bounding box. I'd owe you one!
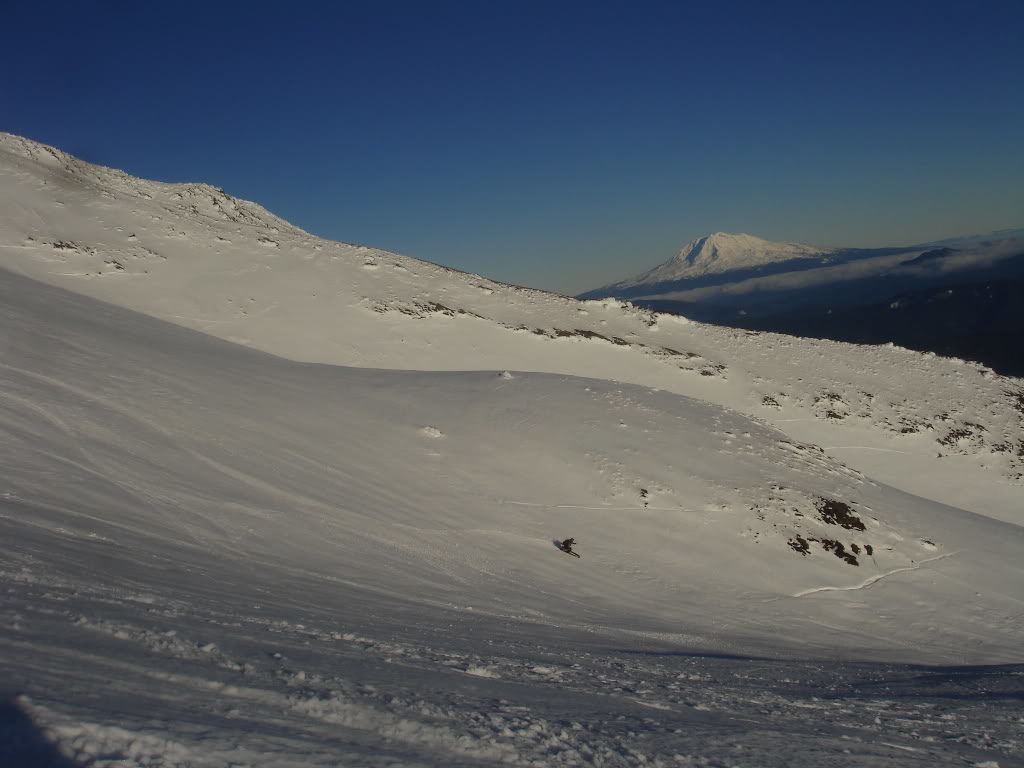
[1,132,1022,526]
[3,270,1023,662]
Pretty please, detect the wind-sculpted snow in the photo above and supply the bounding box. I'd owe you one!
[1,133,1022,522]
[4,497,1024,767]
[2,133,1022,525]
[1,273,1022,651]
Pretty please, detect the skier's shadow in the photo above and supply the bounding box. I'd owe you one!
[0,696,81,767]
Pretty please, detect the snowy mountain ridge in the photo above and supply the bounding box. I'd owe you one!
[0,131,301,235]
[1,132,1022,524]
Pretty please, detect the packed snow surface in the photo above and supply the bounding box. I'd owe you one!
[2,133,1023,766]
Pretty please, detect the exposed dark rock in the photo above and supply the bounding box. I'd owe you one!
[814,498,866,531]
[819,538,859,566]
[788,536,810,556]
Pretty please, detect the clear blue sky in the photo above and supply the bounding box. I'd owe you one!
[5,0,1023,294]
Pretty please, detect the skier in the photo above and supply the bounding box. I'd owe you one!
[561,537,577,555]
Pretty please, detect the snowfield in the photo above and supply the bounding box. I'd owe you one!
[1,134,1023,767]
[1,132,1021,525]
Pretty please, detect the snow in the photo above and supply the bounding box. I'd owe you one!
[618,237,1024,307]
[2,132,1022,523]
[591,232,838,290]
[1,133,1023,766]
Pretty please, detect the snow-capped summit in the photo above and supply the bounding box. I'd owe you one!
[598,232,836,292]
[669,232,834,277]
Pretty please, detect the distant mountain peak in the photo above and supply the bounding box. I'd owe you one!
[604,232,836,291]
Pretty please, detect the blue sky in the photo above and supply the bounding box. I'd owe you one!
[5,0,1023,294]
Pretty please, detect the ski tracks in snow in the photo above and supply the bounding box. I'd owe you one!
[792,551,958,598]
[5,568,1024,768]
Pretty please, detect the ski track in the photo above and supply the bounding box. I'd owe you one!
[793,552,959,598]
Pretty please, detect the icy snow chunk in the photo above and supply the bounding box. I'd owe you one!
[464,665,500,678]
[418,426,445,439]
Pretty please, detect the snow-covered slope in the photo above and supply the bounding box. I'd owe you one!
[3,133,1024,766]
[3,268,1024,766]
[8,268,1021,658]
[591,232,838,291]
[2,132,1022,526]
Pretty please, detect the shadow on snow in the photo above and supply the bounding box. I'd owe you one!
[0,696,82,768]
